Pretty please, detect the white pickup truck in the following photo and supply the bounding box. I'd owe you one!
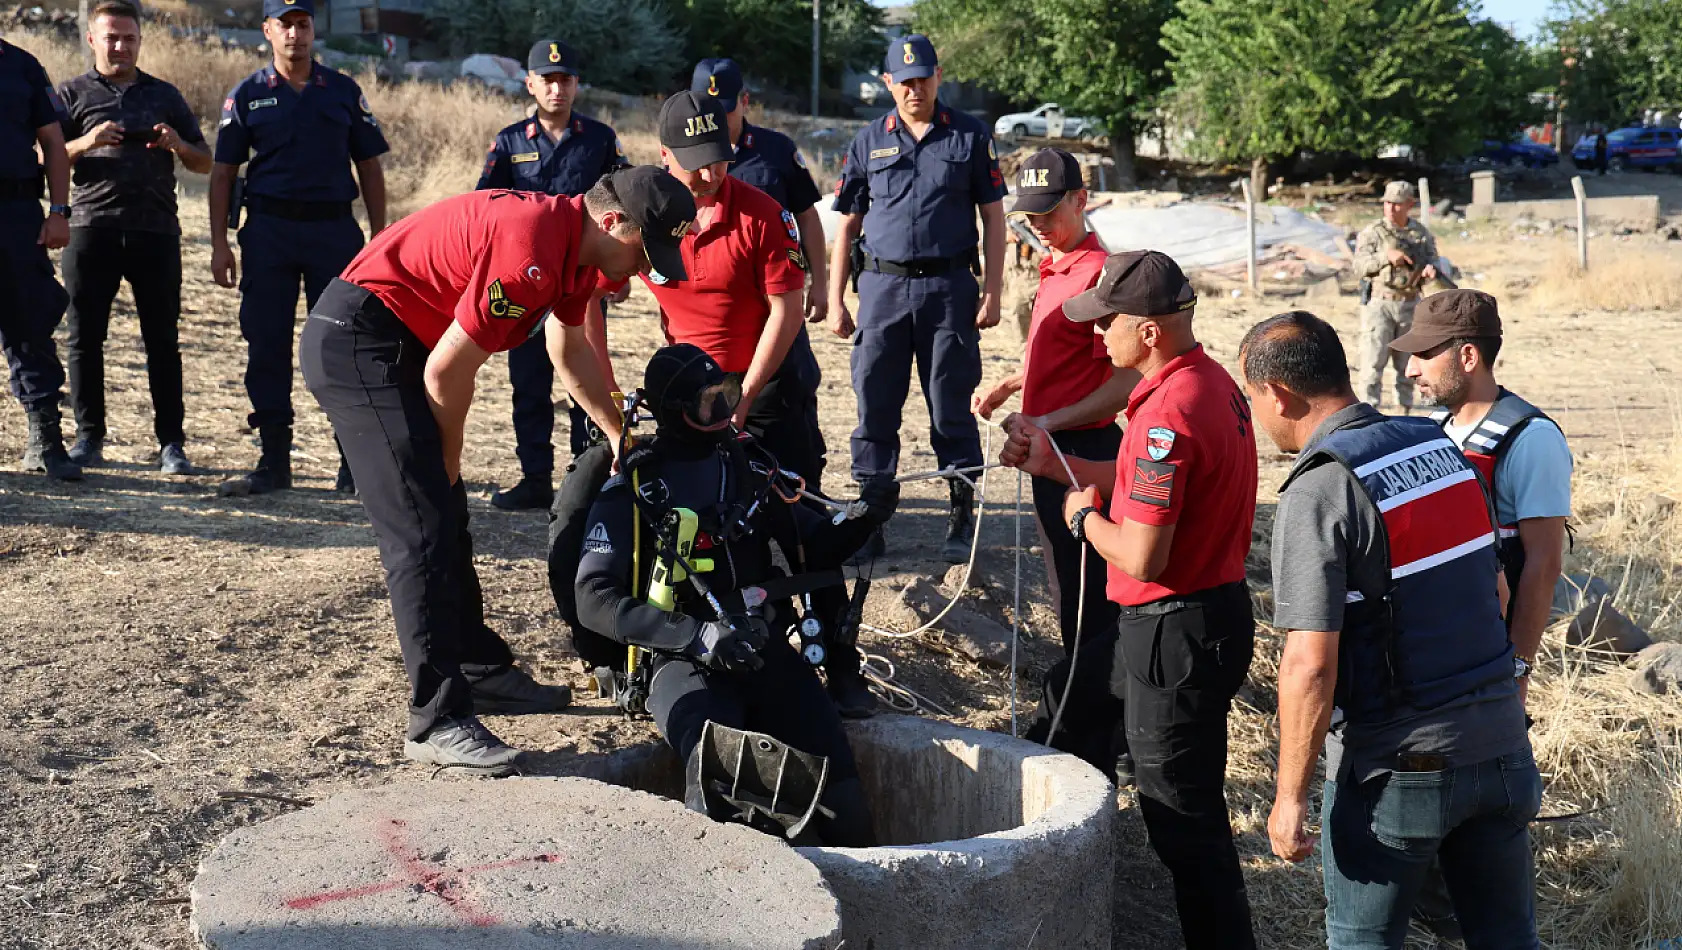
[992,103,1101,139]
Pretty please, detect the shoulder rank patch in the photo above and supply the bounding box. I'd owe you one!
[787,247,808,272]
[1130,458,1175,509]
[780,208,799,242]
[510,152,540,163]
[869,146,900,160]
[1145,426,1176,461]
[486,280,527,321]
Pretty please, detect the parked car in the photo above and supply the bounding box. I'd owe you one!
[992,103,1102,139]
[1480,136,1559,168]
[1571,126,1682,172]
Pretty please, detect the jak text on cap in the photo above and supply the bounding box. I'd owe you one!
[1009,148,1083,216]
[658,91,732,171]
[609,165,699,283]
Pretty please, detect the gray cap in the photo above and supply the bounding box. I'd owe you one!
[1382,180,1417,204]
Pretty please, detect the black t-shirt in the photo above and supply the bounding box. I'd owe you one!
[57,69,204,233]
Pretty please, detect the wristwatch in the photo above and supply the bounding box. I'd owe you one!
[1068,505,1098,542]
[1513,655,1532,680]
[48,203,71,217]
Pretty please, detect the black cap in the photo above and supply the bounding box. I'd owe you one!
[1390,289,1502,353]
[527,38,580,77]
[644,343,726,426]
[1064,250,1197,322]
[658,91,732,171]
[885,33,938,82]
[608,166,698,283]
[1009,148,1083,216]
[691,58,744,112]
[263,0,313,18]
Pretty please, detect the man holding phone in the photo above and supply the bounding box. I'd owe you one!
[56,0,211,474]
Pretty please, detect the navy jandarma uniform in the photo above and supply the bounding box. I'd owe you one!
[833,36,1006,482]
[215,36,388,437]
[0,38,72,419]
[475,40,625,478]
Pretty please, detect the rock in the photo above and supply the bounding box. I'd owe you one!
[1631,642,1682,695]
[402,60,446,81]
[1566,599,1653,656]
[898,577,1024,670]
[1305,276,1342,302]
[1551,572,1613,622]
[459,53,525,95]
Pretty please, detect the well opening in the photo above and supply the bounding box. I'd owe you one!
[585,717,1063,846]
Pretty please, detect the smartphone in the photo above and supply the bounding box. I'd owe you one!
[120,127,162,145]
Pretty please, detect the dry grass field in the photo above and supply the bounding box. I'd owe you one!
[4,26,1682,950]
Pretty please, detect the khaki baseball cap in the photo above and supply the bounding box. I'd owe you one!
[1382,180,1417,204]
[1389,289,1501,354]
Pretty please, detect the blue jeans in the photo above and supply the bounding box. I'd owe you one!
[1321,749,1542,950]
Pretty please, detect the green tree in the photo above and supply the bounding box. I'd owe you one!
[913,0,1177,186]
[1163,0,1503,175]
[673,0,885,104]
[430,0,685,94]
[1545,0,1682,127]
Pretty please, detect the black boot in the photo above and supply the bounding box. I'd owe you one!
[941,478,975,563]
[491,473,554,511]
[218,425,291,496]
[21,409,84,481]
[825,646,879,719]
[334,455,356,494]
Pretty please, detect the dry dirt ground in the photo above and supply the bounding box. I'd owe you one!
[2,192,1680,949]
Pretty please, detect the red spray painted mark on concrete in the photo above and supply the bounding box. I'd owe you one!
[281,817,562,927]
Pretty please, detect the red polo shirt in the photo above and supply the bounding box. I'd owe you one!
[637,176,806,374]
[1022,232,1113,428]
[1107,345,1257,606]
[341,190,594,353]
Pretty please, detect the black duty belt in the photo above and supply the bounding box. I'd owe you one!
[1117,580,1249,617]
[863,251,977,279]
[246,195,354,222]
[0,176,44,201]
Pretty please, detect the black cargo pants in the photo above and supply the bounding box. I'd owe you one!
[300,278,516,740]
[1027,580,1257,950]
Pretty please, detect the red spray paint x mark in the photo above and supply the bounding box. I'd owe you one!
[281,817,562,927]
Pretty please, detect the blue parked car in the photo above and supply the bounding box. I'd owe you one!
[1481,136,1559,168]
[1571,126,1682,171]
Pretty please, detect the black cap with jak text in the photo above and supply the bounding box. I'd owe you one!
[658,91,732,171]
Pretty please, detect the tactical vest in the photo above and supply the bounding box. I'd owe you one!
[1429,389,1556,598]
[1283,415,1514,724]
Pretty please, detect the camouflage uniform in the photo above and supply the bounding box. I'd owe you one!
[1353,215,1437,409]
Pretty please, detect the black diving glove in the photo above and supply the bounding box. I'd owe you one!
[858,476,900,526]
[695,620,766,673]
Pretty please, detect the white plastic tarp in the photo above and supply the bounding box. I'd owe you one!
[816,200,1348,271]
[1083,202,1348,269]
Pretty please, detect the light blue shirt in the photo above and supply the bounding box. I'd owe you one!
[1448,416,1573,525]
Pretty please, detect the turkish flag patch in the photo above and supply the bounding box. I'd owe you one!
[1130,458,1175,508]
